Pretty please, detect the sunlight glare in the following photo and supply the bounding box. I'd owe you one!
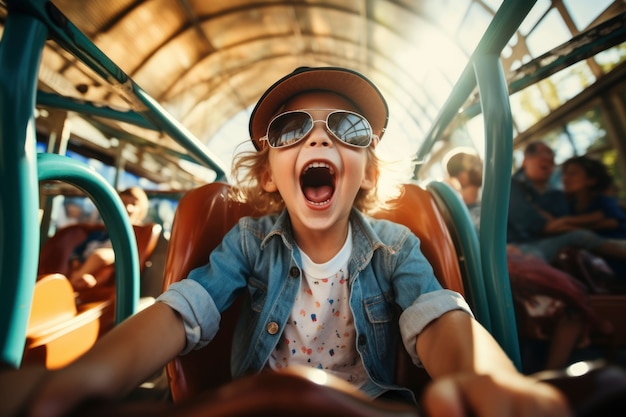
[566,361,591,377]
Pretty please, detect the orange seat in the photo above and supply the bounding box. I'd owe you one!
[162,182,464,403]
[22,273,114,369]
[24,222,162,368]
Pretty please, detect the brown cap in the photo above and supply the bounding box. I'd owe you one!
[249,66,389,150]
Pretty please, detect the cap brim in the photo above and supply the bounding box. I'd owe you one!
[249,67,388,150]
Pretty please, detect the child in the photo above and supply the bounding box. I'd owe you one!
[561,155,626,239]
[561,155,626,278]
[68,186,150,290]
[12,67,569,417]
[444,149,483,230]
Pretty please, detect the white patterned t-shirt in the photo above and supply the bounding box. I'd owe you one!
[268,226,368,388]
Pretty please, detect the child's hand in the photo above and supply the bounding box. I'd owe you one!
[421,372,571,417]
[69,273,97,290]
[0,364,112,417]
[0,366,48,417]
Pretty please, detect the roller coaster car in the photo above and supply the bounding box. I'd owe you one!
[22,222,162,369]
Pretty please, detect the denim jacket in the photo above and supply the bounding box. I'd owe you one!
[158,208,472,399]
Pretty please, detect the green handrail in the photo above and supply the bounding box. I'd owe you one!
[38,154,140,325]
[412,0,537,368]
[0,8,48,368]
[474,53,520,366]
[426,182,492,331]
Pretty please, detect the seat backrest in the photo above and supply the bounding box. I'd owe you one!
[28,273,78,330]
[133,223,163,273]
[162,182,464,403]
[23,273,115,369]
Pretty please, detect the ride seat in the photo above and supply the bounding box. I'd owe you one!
[24,222,162,368]
[22,273,114,369]
[162,182,465,403]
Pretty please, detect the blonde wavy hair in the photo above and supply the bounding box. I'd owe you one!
[228,145,388,216]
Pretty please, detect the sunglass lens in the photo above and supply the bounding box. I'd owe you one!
[327,112,372,146]
[268,112,312,147]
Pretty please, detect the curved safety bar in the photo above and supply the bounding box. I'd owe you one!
[426,181,492,331]
[37,153,140,324]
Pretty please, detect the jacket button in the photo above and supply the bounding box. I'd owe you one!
[289,267,300,278]
[267,322,279,335]
[358,335,366,345]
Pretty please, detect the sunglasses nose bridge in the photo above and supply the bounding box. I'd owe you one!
[305,118,334,146]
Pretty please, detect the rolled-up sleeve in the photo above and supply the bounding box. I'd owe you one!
[399,289,473,366]
[156,280,221,355]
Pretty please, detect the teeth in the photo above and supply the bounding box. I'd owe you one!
[304,162,335,174]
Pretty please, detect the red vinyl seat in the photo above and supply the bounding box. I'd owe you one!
[162,182,465,403]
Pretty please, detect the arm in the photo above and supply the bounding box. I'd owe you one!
[545,195,625,234]
[582,196,626,232]
[590,217,620,230]
[25,301,185,417]
[416,310,571,417]
[544,211,620,234]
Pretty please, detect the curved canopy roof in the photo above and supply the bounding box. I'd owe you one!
[2,0,624,186]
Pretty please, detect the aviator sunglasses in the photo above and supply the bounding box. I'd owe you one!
[260,109,376,149]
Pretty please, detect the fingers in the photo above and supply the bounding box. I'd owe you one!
[421,378,466,417]
[422,374,572,417]
[26,367,104,417]
[0,366,47,417]
[0,368,78,417]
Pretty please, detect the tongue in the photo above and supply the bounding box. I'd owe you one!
[303,185,333,203]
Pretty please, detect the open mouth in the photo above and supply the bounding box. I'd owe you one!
[300,162,336,205]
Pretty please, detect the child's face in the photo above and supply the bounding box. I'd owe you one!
[261,91,376,234]
[522,144,555,183]
[121,194,144,223]
[561,163,594,194]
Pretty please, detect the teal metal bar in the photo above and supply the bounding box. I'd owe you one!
[508,11,626,94]
[473,54,521,367]
[413,0,535,368]
[0,9,48,368]
[462,11,626,119]
[36,91,158,131]
[24,0,229,181]
[416,0,537,164]
[426,181,492,332]
[38,154,139,326]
